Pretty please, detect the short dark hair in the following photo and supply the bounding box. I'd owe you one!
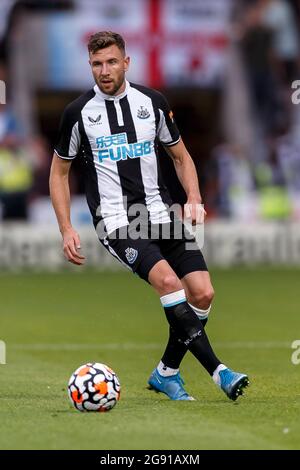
[88,31,125,55]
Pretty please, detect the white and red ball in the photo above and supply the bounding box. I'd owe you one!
[68,362,120,412]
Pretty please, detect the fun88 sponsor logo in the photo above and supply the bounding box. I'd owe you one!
[96,133,151,163]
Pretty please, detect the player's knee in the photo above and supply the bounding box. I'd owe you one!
[190,287,214,309]
[161,274,181,295]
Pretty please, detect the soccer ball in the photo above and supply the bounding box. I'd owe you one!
[68,362,121,412]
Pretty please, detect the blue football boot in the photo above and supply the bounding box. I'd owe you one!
[218,368,249,401]
[147,368,195,401]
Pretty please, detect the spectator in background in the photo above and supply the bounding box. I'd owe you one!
[210,142,255,219]
[237,1,281,134]
[276,131,300,194]
[0,105,51,220]
[0,112,33,220]
[0,1,74,69]
[261,0,300,86]
[273,125,300,219]
[0,64,32,220]
[254,127,292,220]
[261,0,300,132]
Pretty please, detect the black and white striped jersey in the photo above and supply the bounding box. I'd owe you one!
[54,80,180,235]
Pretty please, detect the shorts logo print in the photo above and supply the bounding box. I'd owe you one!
[125,247,138,264]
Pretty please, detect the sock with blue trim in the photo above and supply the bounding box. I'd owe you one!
[189,303,211,328]
[160,289,220,375]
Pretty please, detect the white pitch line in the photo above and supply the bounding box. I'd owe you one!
[10,343,161,351]
[215,341,292,349]
[9,341,292,351]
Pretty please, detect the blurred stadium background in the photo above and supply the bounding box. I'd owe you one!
[0,0,300,450]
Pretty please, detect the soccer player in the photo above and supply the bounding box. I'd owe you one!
[49,31,249,401]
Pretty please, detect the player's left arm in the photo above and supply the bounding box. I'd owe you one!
[164,139,206,224]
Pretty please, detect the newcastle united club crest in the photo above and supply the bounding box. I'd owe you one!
[125,247,138,264]
[137,106,150,119]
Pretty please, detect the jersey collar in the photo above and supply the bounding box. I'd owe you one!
[94,80,130,101]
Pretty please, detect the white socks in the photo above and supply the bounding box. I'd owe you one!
[160,289,186,308]
[212,364,228,385]
[157,361,179,377]
[189,303,211,321]
[158,362,228,381]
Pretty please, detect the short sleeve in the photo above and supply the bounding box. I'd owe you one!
[54,104,81,160]
[157,94,180,146]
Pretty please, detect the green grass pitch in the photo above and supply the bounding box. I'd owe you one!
[0,268,299,450]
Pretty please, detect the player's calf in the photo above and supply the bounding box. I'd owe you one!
[161,290,221,375]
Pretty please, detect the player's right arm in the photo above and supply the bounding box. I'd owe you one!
[49,154,85,266]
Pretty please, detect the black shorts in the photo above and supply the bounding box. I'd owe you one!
[100,222,208,282]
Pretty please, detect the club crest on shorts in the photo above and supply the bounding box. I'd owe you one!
[137,106,150,119]
[125,247,138,264]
